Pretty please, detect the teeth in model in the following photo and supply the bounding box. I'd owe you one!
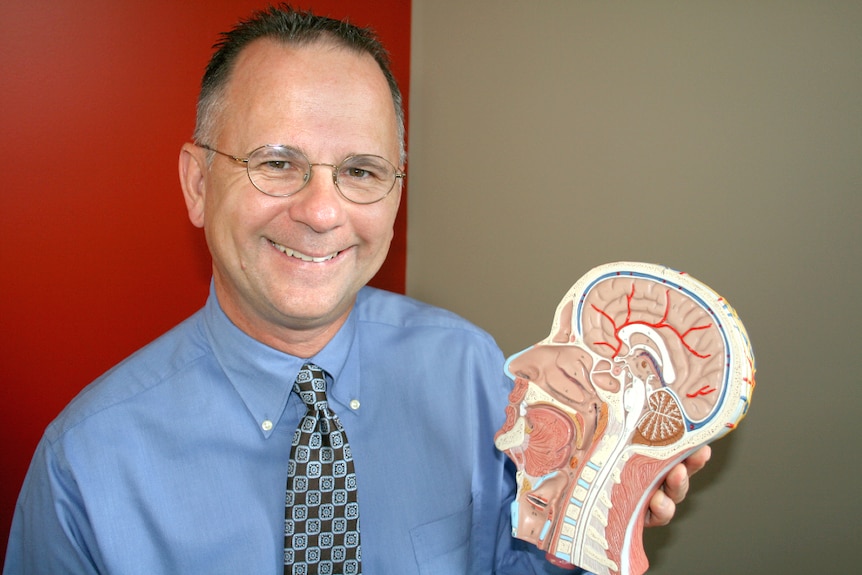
[270,240,338,263]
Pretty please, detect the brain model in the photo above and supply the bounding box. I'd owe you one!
[495,262,755,575]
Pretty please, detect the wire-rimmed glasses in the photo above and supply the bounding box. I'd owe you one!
[198,143,405,205]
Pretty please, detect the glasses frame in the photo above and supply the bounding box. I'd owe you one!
[197,143,405,205]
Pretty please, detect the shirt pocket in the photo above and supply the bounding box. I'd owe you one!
[409,500,473,575]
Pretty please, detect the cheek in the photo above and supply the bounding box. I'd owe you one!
[354,203,398,248]
[204,190,279,262]
[206,198,251,244]
[211,181,282,227]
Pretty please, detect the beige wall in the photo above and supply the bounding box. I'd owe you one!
[408,1,860,573]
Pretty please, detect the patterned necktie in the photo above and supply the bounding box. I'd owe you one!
[284,363,361,575]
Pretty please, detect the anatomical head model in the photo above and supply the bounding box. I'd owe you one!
[495,262,755,575]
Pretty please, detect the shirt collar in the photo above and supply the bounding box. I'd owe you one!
[202,283,360,438]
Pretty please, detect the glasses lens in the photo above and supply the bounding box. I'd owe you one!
[336,155,397,203]
[247,146,309,197]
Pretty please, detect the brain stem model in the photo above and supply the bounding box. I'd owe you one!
[495,262,755,575]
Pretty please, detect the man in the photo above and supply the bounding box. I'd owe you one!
[4,5,708,574]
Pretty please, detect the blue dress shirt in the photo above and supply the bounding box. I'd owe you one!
[4,286,583,574]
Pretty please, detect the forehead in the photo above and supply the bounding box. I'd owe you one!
[217,38,397,155]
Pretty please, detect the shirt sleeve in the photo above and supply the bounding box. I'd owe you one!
[4,437,104,575]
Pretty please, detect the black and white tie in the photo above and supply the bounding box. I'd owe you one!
[284,363,361,575]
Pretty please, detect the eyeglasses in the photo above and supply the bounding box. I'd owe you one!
[198,143,405,205]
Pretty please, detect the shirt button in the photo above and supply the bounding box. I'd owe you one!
[261,420,273,431]
[349,399,361,410]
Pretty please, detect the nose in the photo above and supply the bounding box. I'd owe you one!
[288,163,347,232]
[508,353,541,382]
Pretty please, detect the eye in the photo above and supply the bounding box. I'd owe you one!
[339,156,392,183]
[249,147,307,175]
[345,166,373,179]
[265,160,289,170]
[255,156,297,173]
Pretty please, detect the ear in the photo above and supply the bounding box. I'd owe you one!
[179,142,208,229]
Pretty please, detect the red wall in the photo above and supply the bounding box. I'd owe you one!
[0,0,410,559]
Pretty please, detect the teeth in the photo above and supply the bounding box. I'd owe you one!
[270,240,339,263]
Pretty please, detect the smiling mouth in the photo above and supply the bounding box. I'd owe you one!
[269,240,340,263]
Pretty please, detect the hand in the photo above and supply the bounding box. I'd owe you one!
[644,445,712,528]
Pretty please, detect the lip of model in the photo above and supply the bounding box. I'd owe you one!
[269,239,342,263]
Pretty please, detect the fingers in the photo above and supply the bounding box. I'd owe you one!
[644,445,713,528]
[683,445,712,478]
[663,446,712,505]
[662,460,691,505]
[644,488,676,527]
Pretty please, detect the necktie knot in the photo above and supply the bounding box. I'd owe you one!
[293,363,328,412]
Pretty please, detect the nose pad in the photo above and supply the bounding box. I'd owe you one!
[305,163,341,195]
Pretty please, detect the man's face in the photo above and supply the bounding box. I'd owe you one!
[190,39,402,351]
